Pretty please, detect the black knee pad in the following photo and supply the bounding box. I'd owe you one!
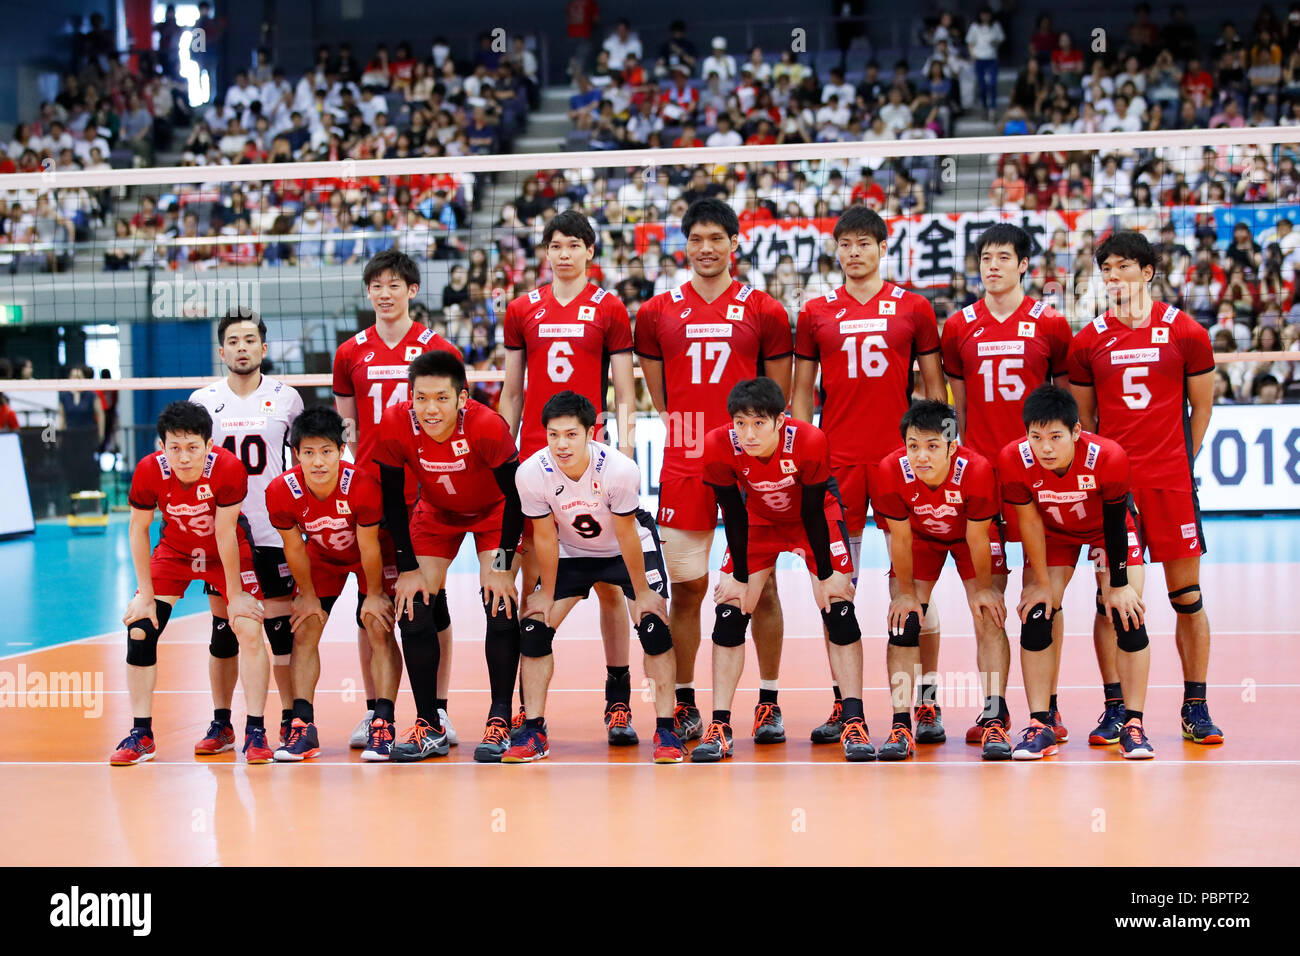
[397,595,437,643]
[821,600,861,646]
[519,617,556,658]
[1113,613,1150,652]
[126,601,174,666]
[889,611,921,647]
[1020,603,1053,652]
[1169,585,1203,614]
[433,588,451,631]
[264,616,293,656]
[485,602,520,638]
[208,615,237,659]
[711,604,750,648]
[636,612,673,656]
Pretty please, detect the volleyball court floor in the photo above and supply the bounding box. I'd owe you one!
[1,516,1297,866]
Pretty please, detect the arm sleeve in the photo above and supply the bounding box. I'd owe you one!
[380,462,418,573]
[632,300,662,359]
[712,482,750,582]
[1101,498,1130,588]
[997,444,1033,505]
[515,462,553,519]
[605,298,634,352]
[331,343,353,396]
[1180,315,1215,376]
[215,457,247,507]
[354,472,385,526]
[913,296,941,354]
[371,406,406,468]
[502,300,524,350]
[265,482,295,530]
[940,314,964,378]
[870,458,908,521]
[964,456,1000,521]
[793,307,818,361]
[607,455,642,515]
[1066,333,1094,386]
[760,296,794,358]
[1048,311,1072,376]
[127,459,158,511]
[799,481,834,580]
[491,459,525,561]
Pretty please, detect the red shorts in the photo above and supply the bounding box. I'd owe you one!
[833,461,890,534]
[308,533,399,599]
[720,506,855,576]
[1045,519,1145,570]
[1132,487,1204,563]
[411,502,517,560]
[890,528,1010,582]
[657,475,719,531]
[148,539,263,600]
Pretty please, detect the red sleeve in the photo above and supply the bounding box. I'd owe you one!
[128,456,159,510]
[799,425,832,485]
[265,478,296,530]
[997,442,1032,505]
[1047,310,1072,377]
[1179,314,1215,376]
[963,454,999,520]
[911,295,940,354]
[1099,442,1131,502]
[700,429,737,487]
[633,298,662,359]
[871,453,908,521]
[603,296,634,352]
[352,470,385,525]
[1066,329,1094,386]
[794,306,818,361]
[332,339,354,396]
[502,299,525,350]
[372,404,410,469]
[940,312,964,378]
[215,453,248,507]
[472,407,521,469]
[759,295,794,359]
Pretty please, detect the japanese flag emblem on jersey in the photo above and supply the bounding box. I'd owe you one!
[945,490,962,503]
[592,479,602,496]
[726,304,745,321]
[1152,326,1169,344]
[405,346,422,361]
[1018,321,1036,337]
[336,500,351,515]
[879,300,896,315]
[196,484,213,500]
[452,439,469,457]
[780,459,797,474]
[261,397,276,414]
[1078,474,1097,490]
[578,306,596,322]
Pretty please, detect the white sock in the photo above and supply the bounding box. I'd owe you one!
[675,682,694,691]
[759,679,779,691]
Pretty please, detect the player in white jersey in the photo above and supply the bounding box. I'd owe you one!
[190,309,304,752]
[506,391,684,764]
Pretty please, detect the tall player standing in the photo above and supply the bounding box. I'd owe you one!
[333,249,462,748]
[499,209,642,744]
[792,206,946,744]
[634,197,796,745]
[1068,230,1221,745]
[939,224,1074,744]
[190,309,303,754]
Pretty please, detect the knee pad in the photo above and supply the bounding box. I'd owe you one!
[126,601,174,666]
[519,617,556,658]
[485,602,520,638]
[1096,586,1105,619]
[919,601,939,635]
[889,609,922,647]
[636,612,673,656]
[821,600,861,646]
[1113,613,1150,652]
[711,604,750,648]
[1168,585,1203,614]
[264,616,293,657]
[433,589,451,632]
[208,615,238,659]
[1020,603,1053,652]
[397,596,437,643]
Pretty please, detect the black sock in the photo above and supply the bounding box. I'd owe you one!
[1031,710,1051,725]
[713,709,731,726]
[246,715,265,731]
[1184,681,1207,702]
[293,698,314,724]
[399,609,441,723]
[605,665,632,706]
[983,695,1009,723]
[893,711,911,729]
[758,688,778,705]
[435,697,448,713]
[656,716,675,731]
[1126,710,1144,723]
[832,684,842,702]
[841,697,865,722]
[1103,682,1123,704]
[525,716,545,730]
[1049,694,1059,712]
[373,698,395,723]
[213,708,232,725]
[676,686,696,707]
[134,716,152,733]
[918,682,938,705]
[486,617,520,721]
[280,707,293,725]
[365,698,377,712]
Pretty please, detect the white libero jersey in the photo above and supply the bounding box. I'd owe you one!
[190,376,304,546]
[516,441,652,559]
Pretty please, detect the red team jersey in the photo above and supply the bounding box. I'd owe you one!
[332,321,462,499]
[873,445,1000,544]
[1066,302,1214,493]
[265,463,384,567]
[795,282,941,467]
[128,446,250,559]
[940,296,1072,462]
[634,280,793,485]
[998,431,1131,544]
[700,418,834,524]
[503,283,633,457]
[373,398,519,517]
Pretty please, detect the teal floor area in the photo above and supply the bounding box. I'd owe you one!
[2,512,1298,655]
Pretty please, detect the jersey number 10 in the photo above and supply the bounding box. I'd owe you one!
[221,434,268,476]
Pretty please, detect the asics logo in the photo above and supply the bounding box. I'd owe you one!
[681,308,692,318]
[840,606,849,616]
[720,608,732,616]
[644,622,654,631]
[974,327,986,337]
[1032,609,1043,619]
[1033,480,1044,488]
[363,351,375,362]
[1104,337,1117,348]
[836,308,847,318]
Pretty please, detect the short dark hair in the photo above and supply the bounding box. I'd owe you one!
[681,197,739,241]
[217,307,267,344]
[1022,384,1079,431]
[408,350,467,393]
[541,390,598,429]
[542,208,596,248]
[290,405,345,449]
[833,205,888,243]
[899,399,957,441]
[727,377,786,419]
[157,400,213,443]
[975,223,1032,264]
[1095,230,1156,270]
[362,247,421,288]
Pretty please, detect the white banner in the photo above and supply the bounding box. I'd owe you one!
[0,433,35,537]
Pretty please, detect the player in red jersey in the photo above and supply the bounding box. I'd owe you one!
[634,198,795,745]
[332,249,462,749]
[874,401,1011,760]
[1068,231,1221,746]
[792,205,946,744]
[999,385,1154,759]
[940,223,1074,744]
[265,407,399,762]
[694,378,870,762]
[499,208,641,743]
[110,402,268,766]
[374,351,525,763]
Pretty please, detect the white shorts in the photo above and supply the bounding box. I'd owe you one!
[660,526,714,584]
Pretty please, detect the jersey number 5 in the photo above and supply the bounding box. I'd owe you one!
[1121,366,1152,410]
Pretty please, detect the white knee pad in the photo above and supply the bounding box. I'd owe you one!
[661,527,713,583]
[920,602,941,636]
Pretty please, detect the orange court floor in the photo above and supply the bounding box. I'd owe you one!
[2,559,1298,867]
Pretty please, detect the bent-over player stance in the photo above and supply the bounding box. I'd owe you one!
[696,377,871,763]
[112,401,268,765]
[875,401,1011,761]
[507,391,683,764]
[999,386,1153,760]
[264,407,399,762]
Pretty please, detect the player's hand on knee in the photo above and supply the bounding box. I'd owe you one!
[480,567,518,617]
[360,593,394,632]
[1017,581,1053,623]
[814,571,854,612]
[522,590,552,625]
[888,592,923,637]
[290,592,326,632]
[228,590,264,625]
[969,587,1006,628]
[394,570,428,622]
[1103,583,1145,630]
[633,590,668,626]
[123,592,158,628]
